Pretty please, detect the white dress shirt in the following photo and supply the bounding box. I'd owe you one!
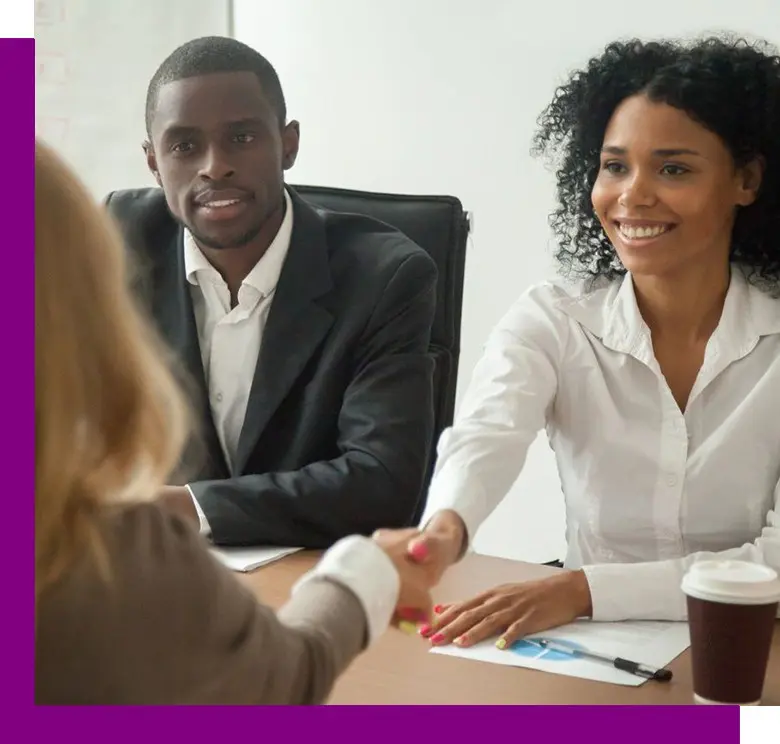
[183,189,294,534]
[421,266,780,621]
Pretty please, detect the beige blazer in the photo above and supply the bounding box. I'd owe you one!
[35,503,370,704]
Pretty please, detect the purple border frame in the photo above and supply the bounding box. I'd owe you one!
[18,34,741,740]
[31,706,739,741]
[9,31,36,714]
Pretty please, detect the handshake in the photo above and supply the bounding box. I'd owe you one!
[371,509,467,632]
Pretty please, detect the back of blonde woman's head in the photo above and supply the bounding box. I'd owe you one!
[35,140,189,597]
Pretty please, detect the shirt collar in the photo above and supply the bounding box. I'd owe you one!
[183,188,294,299]
[557,264,780,359]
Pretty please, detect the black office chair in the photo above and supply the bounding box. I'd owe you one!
[291,183,470,521]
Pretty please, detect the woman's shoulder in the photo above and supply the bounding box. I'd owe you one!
[35,502,247,704]
[97,501,235,615]
[495,275,620,335]
[512,272,617,309]
[38,501,224,628]
[103,500,207,567]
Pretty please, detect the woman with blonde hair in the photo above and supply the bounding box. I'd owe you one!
[34,138,433,705]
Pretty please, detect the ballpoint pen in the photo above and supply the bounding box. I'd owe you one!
[531,639,673,682]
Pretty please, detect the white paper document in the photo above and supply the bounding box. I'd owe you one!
[211,546,302,573]
[431,620,690,686]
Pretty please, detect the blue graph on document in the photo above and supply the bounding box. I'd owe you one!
[509,637,585,662]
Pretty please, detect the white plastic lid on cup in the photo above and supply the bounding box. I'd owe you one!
[682,560,780,606]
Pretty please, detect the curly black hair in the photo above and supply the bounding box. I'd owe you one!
[532,36,780,286]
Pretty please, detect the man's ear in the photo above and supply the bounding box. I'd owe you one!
[281,120,300,171]
[735,156,764,207]
[143,140,162,187]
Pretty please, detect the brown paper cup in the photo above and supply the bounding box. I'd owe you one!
[682,561,780,705]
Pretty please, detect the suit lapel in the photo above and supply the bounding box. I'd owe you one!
[149,230,229,479]
[234,192,334,473]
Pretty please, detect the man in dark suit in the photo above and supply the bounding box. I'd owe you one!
[105,37,437,548]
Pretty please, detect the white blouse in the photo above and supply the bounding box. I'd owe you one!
[421,266,780,621]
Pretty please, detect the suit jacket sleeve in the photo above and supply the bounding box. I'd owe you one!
[190,250,437,547]
[35,505,399,705]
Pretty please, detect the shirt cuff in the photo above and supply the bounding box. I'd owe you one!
[418,475,485,554]
[185,484,212,538]
[292,536,400,646]
[582,560,687,622]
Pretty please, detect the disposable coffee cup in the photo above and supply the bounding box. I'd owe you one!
[682,560,780,705]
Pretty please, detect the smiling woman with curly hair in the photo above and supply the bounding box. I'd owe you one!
[535,36,780,286]
[403,36,780,652]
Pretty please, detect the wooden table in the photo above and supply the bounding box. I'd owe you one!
[240,551,780,705]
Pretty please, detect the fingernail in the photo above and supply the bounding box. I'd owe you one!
[396,607,421,621]
[433,604,444,614]
[409,541,429,561]
[454,635,467,646]
[418,624,432,637]
[495,638,508,650]
[430,633,445,644]
[398,621,418,636]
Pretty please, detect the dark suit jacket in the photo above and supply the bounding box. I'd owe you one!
[104,187,437,548]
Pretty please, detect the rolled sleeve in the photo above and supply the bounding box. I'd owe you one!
[583,503,780,621]
[582,561,686,621]
[292,536,400,646]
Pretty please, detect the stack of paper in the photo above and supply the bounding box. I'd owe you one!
[431,619,690,686]
[211,546,302,573]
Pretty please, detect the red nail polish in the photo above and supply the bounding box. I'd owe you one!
[409,541,429,561]
[418,624,432,637]
[433,604,444,614]
[430,633,445,644]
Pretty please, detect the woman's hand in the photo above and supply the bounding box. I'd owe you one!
[419,570,593,649]
[404,509,467,585]
[371,528,436,628]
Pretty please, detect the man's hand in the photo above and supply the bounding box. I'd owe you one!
[158,485,199,525]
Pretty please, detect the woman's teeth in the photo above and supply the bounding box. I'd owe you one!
[618,223,671,240]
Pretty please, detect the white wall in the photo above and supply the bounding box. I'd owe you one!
[234,0,780,563]
[35,0,229,197]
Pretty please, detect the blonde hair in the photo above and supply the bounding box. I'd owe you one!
[35,140,189,599]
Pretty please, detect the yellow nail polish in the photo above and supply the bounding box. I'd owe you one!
[398,620,418,636]
[495,638,507,650]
